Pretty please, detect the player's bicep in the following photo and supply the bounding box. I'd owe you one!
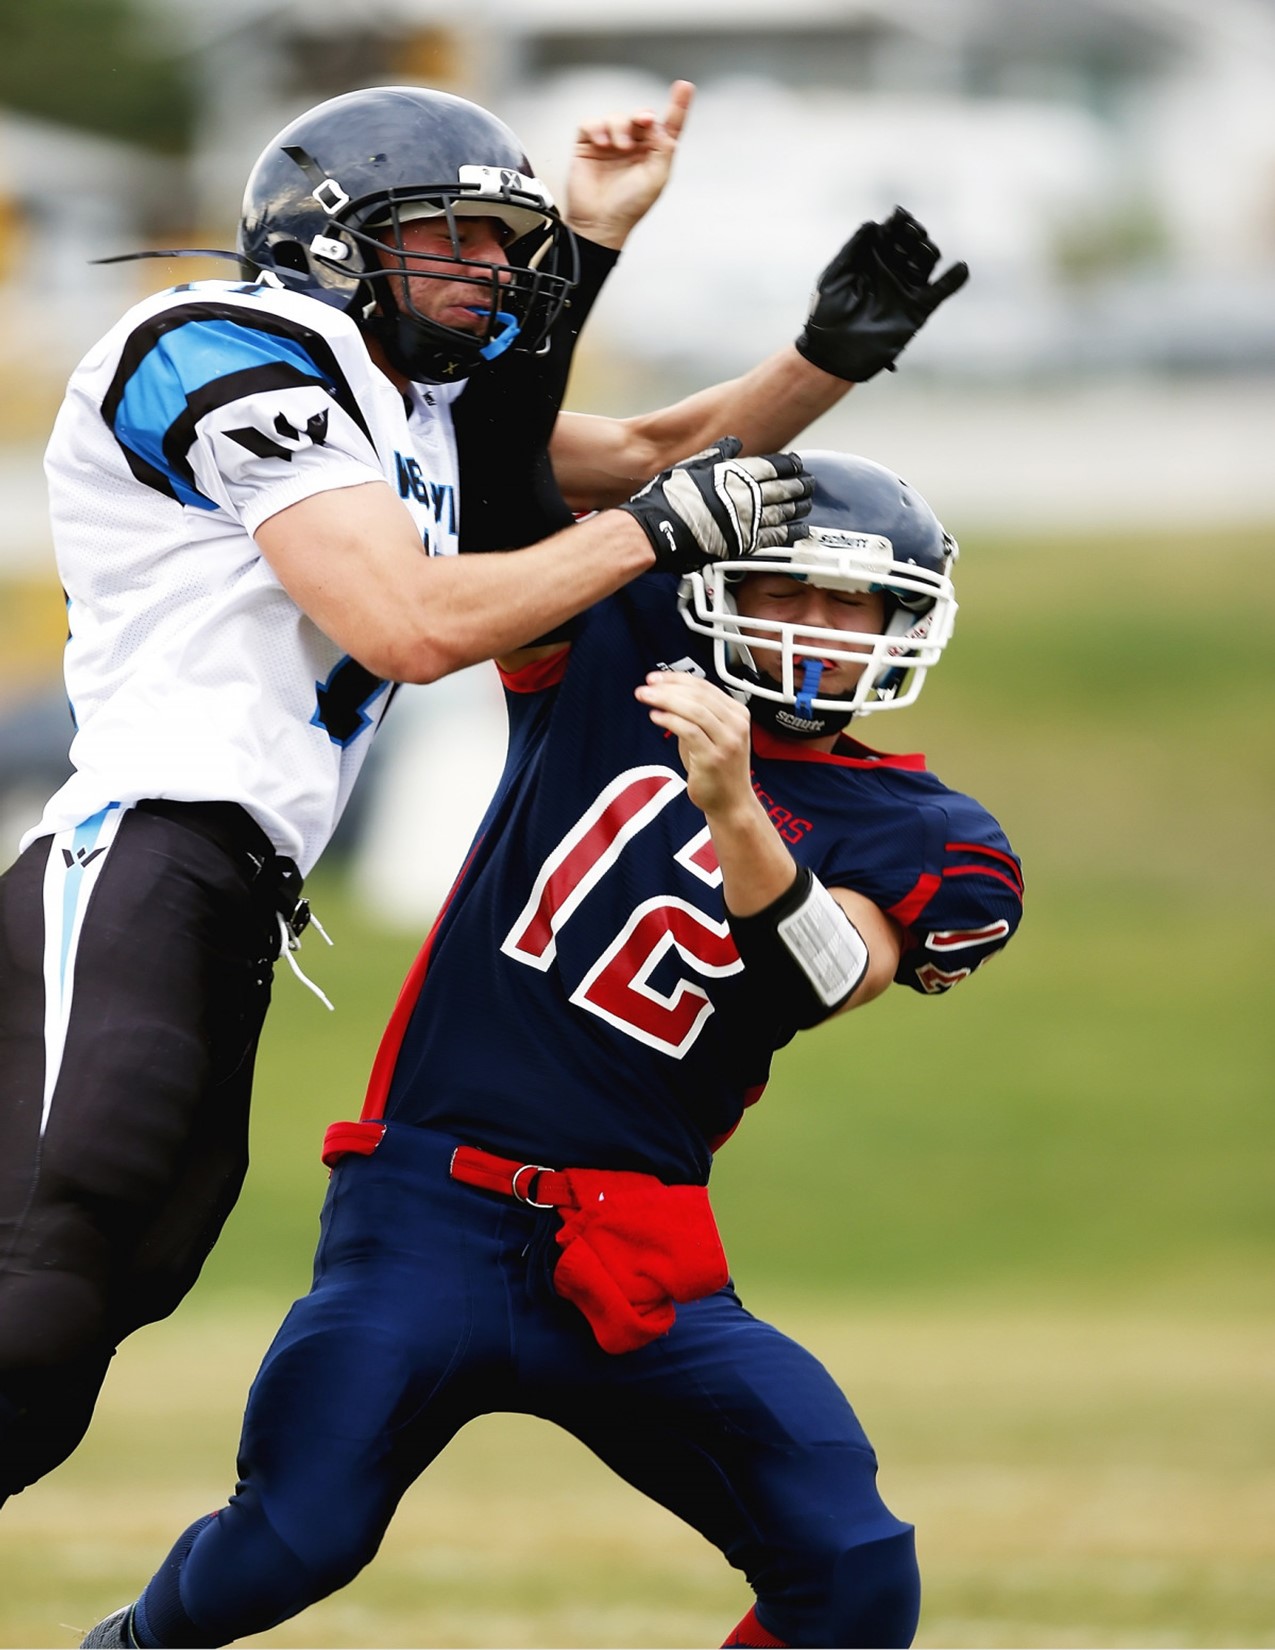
[828,887,903,1012]
[254,481,433,675]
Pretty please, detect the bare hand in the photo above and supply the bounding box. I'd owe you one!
[635,668,755,817]
[565,80,695,250]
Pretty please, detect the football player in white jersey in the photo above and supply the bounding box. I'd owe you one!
[0,81,968,1506]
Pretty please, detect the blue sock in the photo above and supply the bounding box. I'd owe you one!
[131,1513,218,1648]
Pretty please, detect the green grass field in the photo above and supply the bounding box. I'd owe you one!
[3,523,1274,1646]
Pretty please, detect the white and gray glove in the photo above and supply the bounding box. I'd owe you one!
[617,438,812,573]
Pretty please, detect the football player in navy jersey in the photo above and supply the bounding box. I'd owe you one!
[0,69,970,1514]
[79,452,1020,1650]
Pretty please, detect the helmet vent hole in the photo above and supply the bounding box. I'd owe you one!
[271,240,310,275]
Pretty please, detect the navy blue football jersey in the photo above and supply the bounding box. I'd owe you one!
[370,574,1022,1183]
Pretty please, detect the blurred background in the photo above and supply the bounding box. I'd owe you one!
[1,1,1272,1646]
[3,0,1275,899]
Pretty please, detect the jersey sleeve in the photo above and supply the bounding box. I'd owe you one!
[455,236,620,554]
[886,803,1023,994]
[817,791,1023,996]
[102,294,386,531]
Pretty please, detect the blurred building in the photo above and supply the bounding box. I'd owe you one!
[2,0,1273,397]
[127,0,1275,379]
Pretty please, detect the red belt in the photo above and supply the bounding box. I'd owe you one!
[448,1144,575,1208]
[320,1125,568,1198]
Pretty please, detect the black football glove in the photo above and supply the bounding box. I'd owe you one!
[617,438,812,574]
[795,206,969,382]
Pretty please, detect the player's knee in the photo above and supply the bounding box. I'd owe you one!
[163,1487,383,1642]
[243,1494,381,1608]
[0,1265,109,1369]
[761,1525,920,1649]
[0,1342,114,1496]
[826,1527,920,1647]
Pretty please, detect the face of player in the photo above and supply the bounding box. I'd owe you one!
[733,574,888,697]
[375,214,515,335]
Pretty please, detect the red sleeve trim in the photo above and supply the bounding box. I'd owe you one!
[887,871,942,927]
[945,839,1025,894]
[497,646,571,694]
[942,863,1024,900]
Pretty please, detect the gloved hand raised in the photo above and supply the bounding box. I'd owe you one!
[617,438,812,573]
[796,206,969,382]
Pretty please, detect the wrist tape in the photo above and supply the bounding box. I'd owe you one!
[728,864,869,1028]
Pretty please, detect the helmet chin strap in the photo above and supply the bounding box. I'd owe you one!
[365,309,484,384]
[365,297,522,383]
[747,693,854,741]
[741,657,856,742]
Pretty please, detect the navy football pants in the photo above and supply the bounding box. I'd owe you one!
[134,1124,919,1648]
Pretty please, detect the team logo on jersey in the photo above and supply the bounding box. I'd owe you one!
[226,408,330,462]
[61,844,107,870]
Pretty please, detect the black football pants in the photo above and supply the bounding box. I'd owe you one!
[0,801,286,1499]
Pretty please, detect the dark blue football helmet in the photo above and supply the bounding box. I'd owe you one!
[237,86,578,384]
[679,451,959,738]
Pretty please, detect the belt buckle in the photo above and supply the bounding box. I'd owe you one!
[511,1163,556,1209]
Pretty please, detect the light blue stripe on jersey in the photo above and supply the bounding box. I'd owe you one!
[112,319,329,508]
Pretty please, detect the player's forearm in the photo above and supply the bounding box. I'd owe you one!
[256,481,654,683]
[555,347,850,512]
[650,346,852,465]
[707,792,803,920]
[386,510,654,681]
[714,802,901,1015]
[707,778,902,1010]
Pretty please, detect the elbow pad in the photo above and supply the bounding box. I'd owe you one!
[728,864,869,1029]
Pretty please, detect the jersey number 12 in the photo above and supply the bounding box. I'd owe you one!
[500,766,743,1057]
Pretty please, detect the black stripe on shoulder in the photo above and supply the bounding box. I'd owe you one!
[101,299,375,450]
[118,444,181,503]
[160,360,329,490]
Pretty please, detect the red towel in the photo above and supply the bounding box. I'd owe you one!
[550,1169,729,1354]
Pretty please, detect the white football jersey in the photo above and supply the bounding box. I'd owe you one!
[24,278,463,873]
